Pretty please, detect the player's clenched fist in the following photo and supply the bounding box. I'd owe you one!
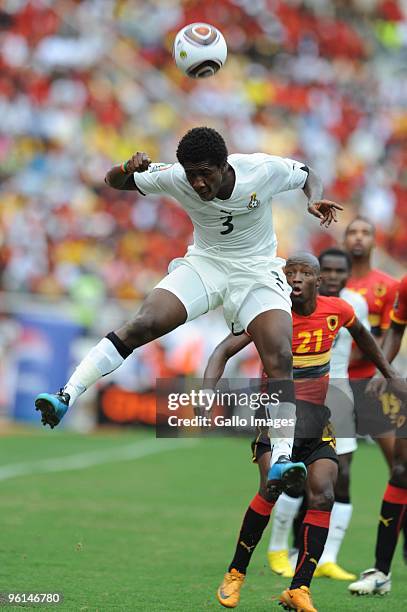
[122,152,152,174]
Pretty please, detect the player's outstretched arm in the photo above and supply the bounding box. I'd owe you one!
[381,321,406,364]
[303,166,343,227]
[203,332,252,388]
[105,152,152,190]
[348,318,407,399]
[366,321,406,397]
[348,318,397,378]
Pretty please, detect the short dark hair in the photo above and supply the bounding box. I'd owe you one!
[318,247,352,271]
[286,252,320,274]
[344,216,376,237]
[176,127,228,167]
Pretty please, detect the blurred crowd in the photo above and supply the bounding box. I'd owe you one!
[0,0,406,305]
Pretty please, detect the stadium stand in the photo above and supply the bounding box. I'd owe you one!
[0,1,405,417]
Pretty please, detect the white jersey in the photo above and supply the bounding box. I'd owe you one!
[133,153,308,258]
[330,288,369,379]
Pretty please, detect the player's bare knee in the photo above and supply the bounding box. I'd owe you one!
[121,311,165,347]
[390,462,407,489]
[258,455,270,497]
[262,347,293,378]
[277,347,293,376]
[308,489,335,512]
[258,483,269,499]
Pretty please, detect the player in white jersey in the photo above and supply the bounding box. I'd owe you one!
[267,248,370,581]
[34,127,342,492]
[315,248,369,579]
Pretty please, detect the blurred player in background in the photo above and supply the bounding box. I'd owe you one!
[267,247,369,581]
[344,216,399,465]
[315,248,369,580]
[203,253,399,611]
[344,216,407,564]
[35,127,342,492]
[349,275,407,596]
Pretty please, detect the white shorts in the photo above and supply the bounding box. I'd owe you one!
[155,251,292,333]
[335,436,358,455]
[326,380,357,456]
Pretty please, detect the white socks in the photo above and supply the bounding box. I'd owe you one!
[64,337,125,406]
[267,499,353,560]
[268,493,303,551]
[318,502,353,565]
[267,401,296,466]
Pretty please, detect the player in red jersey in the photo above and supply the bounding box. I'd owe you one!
[344,216,399,465]
[202,253,399,611]
[349,275,407,596]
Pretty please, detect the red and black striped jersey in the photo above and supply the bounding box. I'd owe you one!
[262,295,355,405]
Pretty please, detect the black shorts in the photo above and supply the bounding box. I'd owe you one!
[251,399,338,466]
[251,435,338,466]
[350,378,404,436]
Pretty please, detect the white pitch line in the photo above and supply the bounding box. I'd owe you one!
[0,438,198,481]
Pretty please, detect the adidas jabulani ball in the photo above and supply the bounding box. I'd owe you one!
[173,22,227,78]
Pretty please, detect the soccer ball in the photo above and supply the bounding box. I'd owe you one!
[173,23,227,78]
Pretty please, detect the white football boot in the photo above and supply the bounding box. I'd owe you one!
[348,568,391,596]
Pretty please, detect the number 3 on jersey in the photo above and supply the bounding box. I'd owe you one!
[220,210,234,235]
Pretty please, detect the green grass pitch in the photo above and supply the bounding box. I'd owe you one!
[1,428,406,611]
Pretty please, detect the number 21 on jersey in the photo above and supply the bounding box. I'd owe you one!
[297,329,323,353]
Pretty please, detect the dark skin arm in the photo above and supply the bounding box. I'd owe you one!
[303,166,343,227]
[347,318,397,378]
[194,332,252,417]
[202,318,407,411]
[203,332,252,388]
[204,317,397,384]
[348,318,407,399]
[105,155,343,227]
[105,152,152,190]
[381,321,406,364]
[350,325,382,362]
[366,321,407,398]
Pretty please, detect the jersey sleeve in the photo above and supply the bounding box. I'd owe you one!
[338,298,356,328]
[381,281,399,330]
[132,163,176,196]
[391,276,407,325]
[265,156,309,195]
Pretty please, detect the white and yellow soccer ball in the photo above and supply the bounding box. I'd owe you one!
[173,22,227,78]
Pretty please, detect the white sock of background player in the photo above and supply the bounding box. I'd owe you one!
[268,492,304,552]
[318,501,353,565]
